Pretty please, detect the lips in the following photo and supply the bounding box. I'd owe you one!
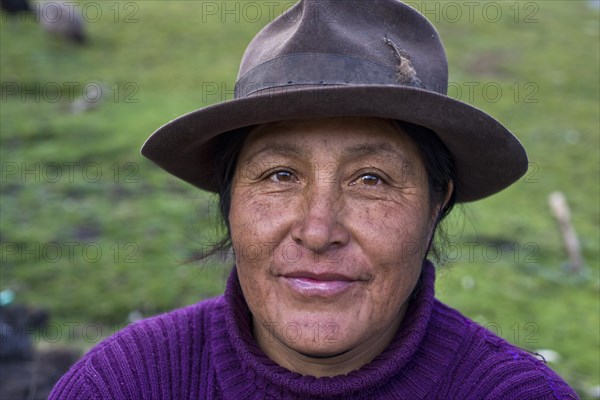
[279,271,362,298]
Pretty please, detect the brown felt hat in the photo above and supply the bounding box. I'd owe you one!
[141,0,528,202]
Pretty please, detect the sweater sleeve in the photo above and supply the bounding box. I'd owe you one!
[447,321,579,400]
[48,297,220,400]
[48,333,122,400]
[48,359,99,400]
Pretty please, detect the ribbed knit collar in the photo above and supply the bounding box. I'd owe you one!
[211,261,438,399]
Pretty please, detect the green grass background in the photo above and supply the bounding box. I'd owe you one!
[1,1,598,396]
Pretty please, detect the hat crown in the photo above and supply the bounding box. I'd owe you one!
[236,0,449,97]
[142,0,528,203]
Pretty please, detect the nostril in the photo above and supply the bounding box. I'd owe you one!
[290,214,350,255]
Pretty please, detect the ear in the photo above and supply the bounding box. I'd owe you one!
[424,180,455,258]
[441,180,454,213]
[430,180,454,227]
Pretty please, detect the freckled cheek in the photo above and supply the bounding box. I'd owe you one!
[349,203,427,260]
[368,268,420,325]
[361,245,422,321]
[229,191,298,267]
[348,205,429,320]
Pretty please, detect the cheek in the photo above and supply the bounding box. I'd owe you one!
[354,201,431,314]
[229,188,279,317]
[352,200,433,263]
[231,187,277,242]
[229,187,296,272]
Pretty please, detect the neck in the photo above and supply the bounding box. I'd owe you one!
[253,304,408,377]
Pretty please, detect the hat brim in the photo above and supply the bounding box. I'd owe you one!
[141,85,527,202]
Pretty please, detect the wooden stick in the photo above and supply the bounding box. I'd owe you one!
[548,191,584,273]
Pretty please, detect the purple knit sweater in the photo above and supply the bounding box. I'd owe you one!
[50,263,577,399]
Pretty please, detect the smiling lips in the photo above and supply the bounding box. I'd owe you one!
[280,272,360,297]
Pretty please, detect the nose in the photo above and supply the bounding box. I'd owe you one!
[289,184,350,254]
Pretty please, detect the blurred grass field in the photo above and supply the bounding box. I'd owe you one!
[1,0,598,396]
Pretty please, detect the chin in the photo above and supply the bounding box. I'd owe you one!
[280,312,364,356]
[291,333,359,358]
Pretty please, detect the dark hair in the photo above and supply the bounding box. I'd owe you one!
[394,120,456,262]
[194,127,248,260]
[195,120,456,263]
[392,121,455,211]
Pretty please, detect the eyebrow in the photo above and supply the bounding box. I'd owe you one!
[243,143,307,162]
[344,142,404,157]
[243,141,409,164]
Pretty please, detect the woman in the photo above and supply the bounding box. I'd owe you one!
[51,0,577,398]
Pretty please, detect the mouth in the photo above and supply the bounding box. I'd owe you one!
[279,271,361,298]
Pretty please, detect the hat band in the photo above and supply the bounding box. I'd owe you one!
[235,53,402,98]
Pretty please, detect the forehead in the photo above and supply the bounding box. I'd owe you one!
[238,117,422,163]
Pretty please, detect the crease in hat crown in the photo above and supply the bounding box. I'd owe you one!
[141,0,529,202]
[234,0,449,98]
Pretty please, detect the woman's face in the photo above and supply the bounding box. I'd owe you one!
[229,117,439,373]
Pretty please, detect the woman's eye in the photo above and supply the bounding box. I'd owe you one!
[269,170,297,183]
[351,174,382,186]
